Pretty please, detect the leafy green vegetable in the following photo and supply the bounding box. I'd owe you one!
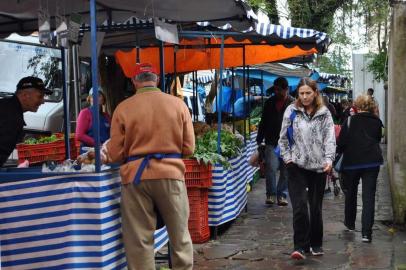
[250,106,262,118]
[250,117,261,126]
[23,138,38,145]
[24,134,60,145]
[192,129,243,168]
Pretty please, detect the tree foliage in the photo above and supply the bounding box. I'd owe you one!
[27,54,62,89]
[248,0,279,23]
[286,0,352,32]
[283,0,389,82]
[366,51,388,82]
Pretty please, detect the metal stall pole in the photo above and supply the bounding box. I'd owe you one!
[213,35,225,240]
[247,65,251,138]
[231,67,235,133]
[90,0,101,172]
[159,41,166,92]
[72,44,81,119]
[242,46,246,144]
[214,69,218,120]
[61,48,71,160]
[193,71,197,122]
[136,46,140,63]
[195,71,199,122]
[245,64,250,214]
[174,47,177,97]
[261,70,264,107]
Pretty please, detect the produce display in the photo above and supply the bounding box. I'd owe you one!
[76,150,96,165]
[193,122,211,137]
[23,135,60,145]
[250,105,262,126]
[192,129,243,167]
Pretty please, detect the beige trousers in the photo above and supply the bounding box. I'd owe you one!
[121,179,193,270]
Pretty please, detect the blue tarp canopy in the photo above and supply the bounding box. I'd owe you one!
[233,68,324,93]
[212,67,328,115]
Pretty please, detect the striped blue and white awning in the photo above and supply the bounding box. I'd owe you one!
[197,74,214,84]
[255,23,328,45]
[319,72,347,80]
[196,14,330,53]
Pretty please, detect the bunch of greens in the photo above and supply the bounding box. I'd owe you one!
[24,134,59,145]
[192,129,243,168]
[250,105,262,126]
[250,106,262,118]
[250,117,261,126]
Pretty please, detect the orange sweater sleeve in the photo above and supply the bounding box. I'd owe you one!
[182,103,195,157]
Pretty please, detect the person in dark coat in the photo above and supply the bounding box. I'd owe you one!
[336,94,383,243]
[257,77,294,206]
[0,76,51,167]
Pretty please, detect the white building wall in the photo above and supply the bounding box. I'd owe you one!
[352,53,386,124]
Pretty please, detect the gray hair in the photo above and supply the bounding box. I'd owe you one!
[134,72,158,82]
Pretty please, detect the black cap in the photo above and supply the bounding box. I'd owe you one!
[16,76,53,95]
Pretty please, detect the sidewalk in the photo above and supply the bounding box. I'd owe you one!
[192,151,406,269]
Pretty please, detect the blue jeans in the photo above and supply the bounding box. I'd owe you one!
[264,145,288,198]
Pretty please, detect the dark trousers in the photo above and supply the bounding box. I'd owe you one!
[287,164,326,250]
[342,167,380,237]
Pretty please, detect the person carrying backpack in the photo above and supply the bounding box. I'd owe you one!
[278,77,336,260]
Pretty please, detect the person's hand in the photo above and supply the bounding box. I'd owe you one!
[285,160,295,170]
[100,139,110,164]
[323,163,332,173]
[100,150,107,164]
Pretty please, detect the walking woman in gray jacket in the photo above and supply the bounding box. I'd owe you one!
[278,77,336,260]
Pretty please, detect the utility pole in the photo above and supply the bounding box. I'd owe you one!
[387,0,406,224]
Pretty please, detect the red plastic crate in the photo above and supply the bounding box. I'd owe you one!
[183,159,212,188]
[187,187,210,243]
[17,137,79,165]
[190,226,210,244]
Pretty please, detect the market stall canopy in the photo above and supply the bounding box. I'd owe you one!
[0,0,255,37]
[323,85,349,95]
[234,64,321,93]
[318,72,349,88]
[115,22,330,76]
[250,63,313,78]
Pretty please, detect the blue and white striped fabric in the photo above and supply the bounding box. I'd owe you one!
[197,74,214,84]
[197,15,328,47]
[255,23,328,44]
[208,132,258,226]
[0,171,168,269]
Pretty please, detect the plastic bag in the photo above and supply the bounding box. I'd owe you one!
[249,151,260,167]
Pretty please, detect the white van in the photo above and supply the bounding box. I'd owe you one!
[182,88,205,122]
[0,38,65,134]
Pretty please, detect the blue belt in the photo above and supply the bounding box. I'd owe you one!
[126,153,182,185]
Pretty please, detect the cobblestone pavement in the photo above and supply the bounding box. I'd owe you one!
[191,149,406,270]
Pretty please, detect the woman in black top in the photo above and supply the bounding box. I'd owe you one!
[336,94,383,243]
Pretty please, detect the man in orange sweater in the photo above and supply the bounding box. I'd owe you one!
[104,63,195,270]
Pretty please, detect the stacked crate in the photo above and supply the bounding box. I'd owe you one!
[183,159,212,243]
[16,135,79,165]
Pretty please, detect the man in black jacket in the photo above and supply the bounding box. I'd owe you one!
[0,76,51,167]
[257,77,294,205]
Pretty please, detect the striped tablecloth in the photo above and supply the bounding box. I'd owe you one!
[208,131,258,226]
[0,170,168,269]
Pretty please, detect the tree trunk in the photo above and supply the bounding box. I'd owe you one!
[387,3,406,224]
[377,21,382,52]
[383,16,388,53]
